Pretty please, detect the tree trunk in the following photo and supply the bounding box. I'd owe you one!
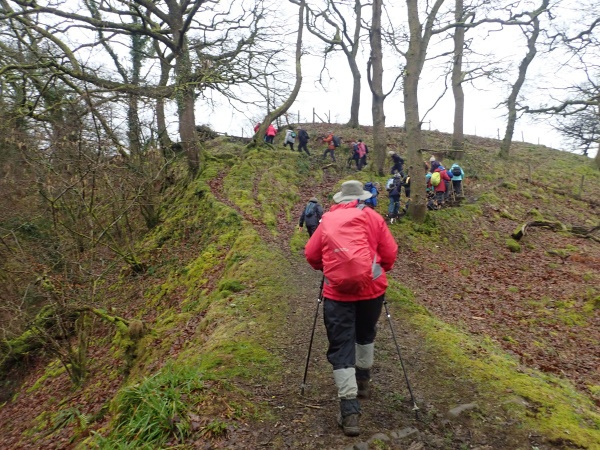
[499,0,547,159]
[451,0,465,151]
[370,0,386,175]
[156,58,172,151]
[170,4,199,174]
[256,0,305,143]
[128,30,143,157]
[405,0,426,222]
[347,56,361,128]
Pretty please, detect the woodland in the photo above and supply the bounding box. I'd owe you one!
[1,0,600,448]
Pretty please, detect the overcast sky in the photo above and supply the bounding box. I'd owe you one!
[193,0,596,158]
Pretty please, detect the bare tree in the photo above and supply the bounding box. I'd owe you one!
[499,0,550,159]
[367,0,388,175]
[255,0,306,143]
[305,0,364,128]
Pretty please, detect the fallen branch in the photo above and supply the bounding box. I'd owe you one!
[512,220,600,243]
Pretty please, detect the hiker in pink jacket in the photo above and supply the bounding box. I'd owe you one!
[266,124,277,144]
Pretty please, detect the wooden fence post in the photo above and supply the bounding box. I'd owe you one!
[579,175,585,199]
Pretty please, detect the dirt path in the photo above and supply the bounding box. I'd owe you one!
[206,162,549,449]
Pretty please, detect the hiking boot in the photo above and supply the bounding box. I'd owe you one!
[337,412,360,437]
[357,378,370,399]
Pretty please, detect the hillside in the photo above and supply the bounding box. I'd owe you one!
[1,125,599,449]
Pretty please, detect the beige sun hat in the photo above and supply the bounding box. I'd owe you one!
[333,180,373,203]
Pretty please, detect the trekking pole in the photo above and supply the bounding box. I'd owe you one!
[300,275,325,395]
[383,299,420,420]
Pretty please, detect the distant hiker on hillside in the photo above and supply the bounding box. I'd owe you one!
[364,181,379,208]
[387,172,402,218]
[299,197,323,237]
[388,151,404,175]
[428,165,451,207]
[297,128,310,155]
[323,131,337,162]
[254,122,261,133]
[266,124,277,144]
[283,128,296,151]
[348,142,360,170]
[401,172,411,212]
[356,140,368,171]
[450,163,465,196]
[304,180,398,437]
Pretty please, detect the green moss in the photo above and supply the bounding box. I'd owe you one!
[478,193,501,206]
[502,181,518,190]
[386,283,600,447]
[218,279,246,293]
[506,239,521,253]
[521,191,533,199]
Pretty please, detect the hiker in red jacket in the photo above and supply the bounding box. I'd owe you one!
[266,124,277,144]
[304,180,398,437]
[428,167,451,207]
[322,131,336,162]
[254,122,261,133]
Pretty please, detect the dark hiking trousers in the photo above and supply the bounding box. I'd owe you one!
[307,225,317,237]
[298,141,310,155]
[323,295,384,370]
[452,179,462,196]
[323,148,336,162]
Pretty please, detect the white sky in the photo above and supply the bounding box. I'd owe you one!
[194,0,597,158]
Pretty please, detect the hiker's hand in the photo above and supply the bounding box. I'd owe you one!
[299,226,303,231]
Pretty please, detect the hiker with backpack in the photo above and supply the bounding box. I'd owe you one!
[283,128,296,151]
[401,173,411,212]
[428,166,451,207]
[323,131,339,162]
[388,151,404,175]
[304,180,398,437]
[356,140,368,171]
[450,163,465,196]
[364,182,379,208]
[348,142,361,170]
[266,124,277,144]
[299,197,323,237]
[297,128,310,155]
[386,173,402,218]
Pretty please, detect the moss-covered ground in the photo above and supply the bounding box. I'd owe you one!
[0,126,599,448]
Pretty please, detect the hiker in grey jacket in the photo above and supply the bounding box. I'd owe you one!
[299,197,323,237]
[284,129,296,151]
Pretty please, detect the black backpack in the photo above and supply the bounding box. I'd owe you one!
[299,129,309,141]
[332,135,341,147]
[364,144,369,154]
[451,166,462,177]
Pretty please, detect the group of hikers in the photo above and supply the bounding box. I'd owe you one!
[297,154,465,437]
[253,124,371,167]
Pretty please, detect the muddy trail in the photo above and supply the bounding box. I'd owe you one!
[206,160,549,450]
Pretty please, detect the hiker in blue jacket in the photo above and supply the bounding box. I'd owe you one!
[450,163,465,196]
[299,197,323,237]
[364,182,379,208]
[387,173,402,217]
[388,151,404,175]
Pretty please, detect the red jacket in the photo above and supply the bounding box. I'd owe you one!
[429,168,451,192]
[323,133,335,150]
[266,124,277,136]
[254,123,260,133]
[304,200,398,301]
